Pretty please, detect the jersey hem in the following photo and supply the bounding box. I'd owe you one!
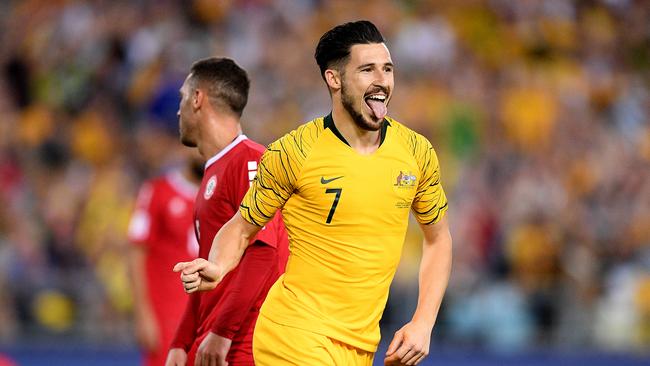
[259,309,379,353]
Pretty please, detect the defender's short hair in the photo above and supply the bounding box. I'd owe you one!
[189,57,250,116]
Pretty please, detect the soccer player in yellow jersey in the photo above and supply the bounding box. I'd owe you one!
[174,20,452,366]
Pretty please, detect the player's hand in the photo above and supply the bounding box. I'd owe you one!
[173,258,222,293]
[165,348,187,366]
[134,309,159,351]
[195,332,232,366]
[384,321,432,365]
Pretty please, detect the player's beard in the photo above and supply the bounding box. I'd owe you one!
[341,81,383,132]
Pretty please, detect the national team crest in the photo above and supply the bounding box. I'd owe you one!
[204,175,217,200]
[394,171,417,187]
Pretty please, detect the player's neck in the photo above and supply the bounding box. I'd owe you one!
[331,106,381,155]
[182,164,202,184]
[198,114,243,160]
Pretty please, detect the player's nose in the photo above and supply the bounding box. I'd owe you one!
[372,71,390,89]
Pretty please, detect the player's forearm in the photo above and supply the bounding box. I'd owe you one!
[207,212,261,279]
[411,228,452,329]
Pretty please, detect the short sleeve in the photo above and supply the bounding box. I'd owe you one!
[239,137,299,227]
[226,148,264,213]
[411,135,448,225]
[128,182,155,245]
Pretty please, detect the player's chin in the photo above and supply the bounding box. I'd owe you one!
[180,135,197,148]
[362,115,383,131]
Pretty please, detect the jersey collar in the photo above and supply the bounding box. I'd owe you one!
[204,134,248,170]
[323,113,390,147]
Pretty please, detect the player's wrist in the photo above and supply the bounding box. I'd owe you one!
[210,327,236,340]
[169,341,191,352]
[207,261,226,284]
[409,314,436,332]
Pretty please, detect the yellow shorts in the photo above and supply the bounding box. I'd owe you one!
[253,314,374,366]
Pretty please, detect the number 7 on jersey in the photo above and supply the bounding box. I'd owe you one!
[325,188,342,224]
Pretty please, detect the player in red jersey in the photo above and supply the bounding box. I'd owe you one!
[165,58,288,366]
[128,153,202,366]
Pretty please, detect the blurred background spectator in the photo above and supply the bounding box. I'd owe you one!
[0,0,649,359]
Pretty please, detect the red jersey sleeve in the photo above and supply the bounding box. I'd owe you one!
[170,293,199,351]
[128,182,156,246]
[211,243,277,338]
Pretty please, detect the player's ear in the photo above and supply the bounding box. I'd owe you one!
[324,69,341,91]
[192,88,204,111]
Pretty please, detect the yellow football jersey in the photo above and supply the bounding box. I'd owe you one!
[240,114,448,352]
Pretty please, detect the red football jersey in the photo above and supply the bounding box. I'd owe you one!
[172,135,289,365]
[128,171,198,366]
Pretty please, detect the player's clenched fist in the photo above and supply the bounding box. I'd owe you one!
[173,258,223,293]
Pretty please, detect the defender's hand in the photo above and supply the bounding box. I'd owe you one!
[195,332,232,366]
[173,258,222,293]
[165,348,187,366]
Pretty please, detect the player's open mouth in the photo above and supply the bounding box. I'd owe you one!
[364,94,387,120]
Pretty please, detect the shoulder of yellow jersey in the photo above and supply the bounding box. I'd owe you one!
[385,116,436,164]
[260,117,326,187]
[268,117,325,161]
[386,116,448,225]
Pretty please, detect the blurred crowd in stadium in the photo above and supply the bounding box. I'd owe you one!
[0,0,649,354]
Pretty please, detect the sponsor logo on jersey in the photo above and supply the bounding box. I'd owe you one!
[320,175,344,184]
[394,171,416,188]
[204,175,217,200]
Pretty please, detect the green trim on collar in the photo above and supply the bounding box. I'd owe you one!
[323,113,390,147]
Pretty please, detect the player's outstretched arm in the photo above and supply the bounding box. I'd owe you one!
[173,212,262,293]
[384,215,452,366]
[207,211,263,274]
